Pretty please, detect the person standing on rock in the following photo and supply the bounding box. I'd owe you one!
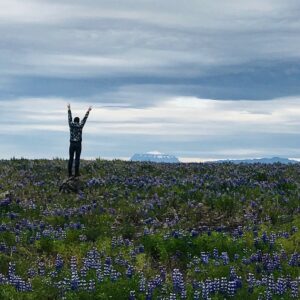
[67,104,92,177]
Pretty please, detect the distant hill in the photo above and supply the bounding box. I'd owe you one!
[131,151,180,163]
[215,157,299,164]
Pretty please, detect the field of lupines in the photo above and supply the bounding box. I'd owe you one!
[0,158,299,299]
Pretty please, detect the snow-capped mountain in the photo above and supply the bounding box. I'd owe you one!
[130,151,180,163]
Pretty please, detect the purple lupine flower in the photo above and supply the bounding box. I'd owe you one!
[96,269,103,283]
[265,289,272,300]
[169,292,176,300]
[201,252,209,265]
[27,268,36,278]
[247,273,255,293]
[213,248,219,259]
[229,267,237,281]
[8,262,16,279]
[275,277,286,295]
[220,277,227,294]
[88,279,95,292]
[172,269,185,294]
[289,253,299,266]
[55,254,64,272]
[145,288,153,300]
[291,226,298,233]
[221,252,229,265]
[291,280,299,298]
[181,288,187,299]
[193,290,200,300]
[70,256,79,291]
[129,290,136,300]
[261,232,268,243]
[110,269,119,282]
[227,280,236,297]
[201,283,210,300]
[234,253,239,261]
[139,272,146,292]
[126,265,134,278]
[38,261,45,276]
[139,244,145,253]
[212,278,220,293]
[267,274,275,293]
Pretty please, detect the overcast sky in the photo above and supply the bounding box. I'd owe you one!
[1,0,300,161]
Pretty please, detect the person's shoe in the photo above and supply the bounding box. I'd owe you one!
[69,174,73,178]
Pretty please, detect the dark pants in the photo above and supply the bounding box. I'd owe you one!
[68,141,82,176]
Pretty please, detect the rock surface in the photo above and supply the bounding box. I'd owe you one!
[59,177,85,193]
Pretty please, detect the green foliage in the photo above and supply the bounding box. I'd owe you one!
[0,159,299,299]
[214,194,237,216]
[37,238,54,254]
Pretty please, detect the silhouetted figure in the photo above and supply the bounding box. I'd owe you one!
[67,104,92,177]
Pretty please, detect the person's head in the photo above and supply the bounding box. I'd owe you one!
[74,117,80,123]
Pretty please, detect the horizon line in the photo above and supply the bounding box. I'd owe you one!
[2,156,300,163]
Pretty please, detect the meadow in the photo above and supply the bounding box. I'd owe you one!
[0,159,299,299]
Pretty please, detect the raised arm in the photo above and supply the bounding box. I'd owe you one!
[81,106,92,127]
[67,103,72,126]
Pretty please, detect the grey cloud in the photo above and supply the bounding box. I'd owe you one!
[1,0,300,80]
[1,1,300,159]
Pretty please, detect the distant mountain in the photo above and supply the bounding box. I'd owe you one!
[131,151,180,163]
[215,157,299,164]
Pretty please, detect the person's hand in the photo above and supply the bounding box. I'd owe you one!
[88,106,92,112]
[67,103,70,109]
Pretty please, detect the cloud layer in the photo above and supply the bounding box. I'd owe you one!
[2,96,300,160]
[1,0,300,160]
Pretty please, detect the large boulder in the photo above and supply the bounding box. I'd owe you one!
[59,177,85,193]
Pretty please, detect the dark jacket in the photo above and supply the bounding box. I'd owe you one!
[68,109,89,142]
